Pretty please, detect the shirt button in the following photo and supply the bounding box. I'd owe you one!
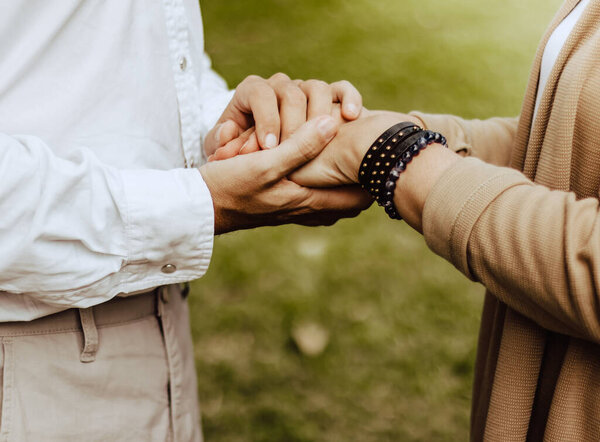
[161,264,177,274]
[179,56,187,71]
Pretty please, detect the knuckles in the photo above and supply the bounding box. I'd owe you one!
[333,79,354,90]
[243,74,264,84]
[269,72,291,83]
[281,85,306,105]
[237,75,265,94]
[303,79,329,92]
[332,80,361,100]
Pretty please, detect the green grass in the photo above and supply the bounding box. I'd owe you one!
[192,1,561,440]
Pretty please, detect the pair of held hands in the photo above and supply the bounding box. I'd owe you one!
[199,73,456,234]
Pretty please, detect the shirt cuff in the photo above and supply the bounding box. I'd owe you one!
[119,167,214,291]
[422,157,531,280]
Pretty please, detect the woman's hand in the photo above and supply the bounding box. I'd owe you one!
[289,112,421,187]
[204,74,363,159]
[290,111,460,232]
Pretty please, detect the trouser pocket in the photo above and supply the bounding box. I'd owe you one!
[4,320,171,442]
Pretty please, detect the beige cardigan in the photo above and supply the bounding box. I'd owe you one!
[412,0,600,440]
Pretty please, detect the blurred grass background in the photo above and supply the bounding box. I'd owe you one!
[192,0,562,440]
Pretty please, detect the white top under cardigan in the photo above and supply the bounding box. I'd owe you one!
[534,0,591,119]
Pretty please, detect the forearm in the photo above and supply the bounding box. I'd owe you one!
[410,112,518,166]
[392,144,460,233]
[294,111,600,341]
[419,156,600,343]
[325,112,600,342]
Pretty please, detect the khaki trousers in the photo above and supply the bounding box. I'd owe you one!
[0,285,202,442]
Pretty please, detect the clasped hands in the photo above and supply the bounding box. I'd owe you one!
[199,73,459,234]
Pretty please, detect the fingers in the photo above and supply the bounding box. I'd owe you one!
[210,127,254,161]
[204,120,242,157]
[331,80,362,120]
[217,120,241,146]
[226,74,361,156]
[299,80,333,120]
[236,75,281,149]
[304,185,373,213]
[268,73,307,141]
[239,131,260,155]
[285,186,373,226]
[294,209,364,227]
[210,128,261,161]
[209,140,242,161]
[266,116,338,178]
[269,180,372,227]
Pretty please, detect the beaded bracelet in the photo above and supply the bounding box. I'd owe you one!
[358,122,448,220]
[383,130,448,218]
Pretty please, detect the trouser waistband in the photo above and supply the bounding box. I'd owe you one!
[0,288,160,337]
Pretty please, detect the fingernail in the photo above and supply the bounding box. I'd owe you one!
[264,133,277,149]
[207,154,215,162]
[239,140,249,154]
[316,116,336,138]
[346,103,358,117]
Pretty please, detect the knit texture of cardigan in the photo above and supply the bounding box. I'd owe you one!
[411,0,600,439]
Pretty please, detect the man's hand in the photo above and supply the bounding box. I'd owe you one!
[203,73,363,159]
[199,116,373,234]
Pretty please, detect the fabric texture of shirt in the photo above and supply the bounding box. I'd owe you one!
[0,0,234,321]
[411,0,600,439]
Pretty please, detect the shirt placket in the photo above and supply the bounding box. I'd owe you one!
[162,0,203,168]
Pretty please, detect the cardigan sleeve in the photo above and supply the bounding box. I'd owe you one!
[410,112,518,167]
[423,157,600,344]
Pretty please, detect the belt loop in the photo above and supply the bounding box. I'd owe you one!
[181,282,190,299]
[156,287,166,318]
[78,308,99,363]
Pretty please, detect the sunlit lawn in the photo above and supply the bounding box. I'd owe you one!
[191,1,561,440]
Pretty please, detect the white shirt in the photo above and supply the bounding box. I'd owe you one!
[0,0,234,320]
[533,0,590,119]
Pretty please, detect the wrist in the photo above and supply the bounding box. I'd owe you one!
[198,165,237,235]
[345,113,423,182]
[393,144,460,232]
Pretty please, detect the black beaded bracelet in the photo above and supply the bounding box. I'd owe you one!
[383,130,448,219]
[358,122,448,220]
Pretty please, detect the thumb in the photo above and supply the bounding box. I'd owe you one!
[268,116,338,178]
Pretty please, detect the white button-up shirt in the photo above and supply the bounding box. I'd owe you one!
[0,0,234,321]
